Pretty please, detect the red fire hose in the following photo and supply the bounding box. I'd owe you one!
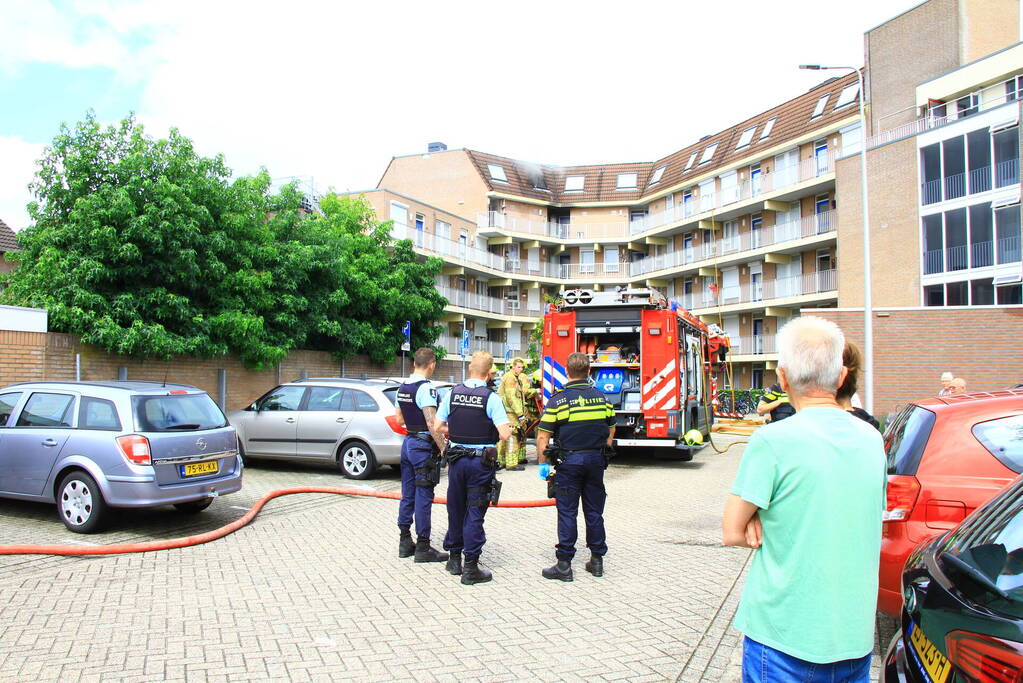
[0,487,555,557]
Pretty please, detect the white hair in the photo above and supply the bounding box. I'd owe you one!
[940,372,954,381]
[777,316,846,395]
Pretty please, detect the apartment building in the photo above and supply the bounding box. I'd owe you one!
[361,74,860,387]
[347,0,1023,404]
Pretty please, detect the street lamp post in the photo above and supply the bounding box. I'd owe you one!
[800,64,872,414]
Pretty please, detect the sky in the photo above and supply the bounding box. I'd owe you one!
[0,0,925,231]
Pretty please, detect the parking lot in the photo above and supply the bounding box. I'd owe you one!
[0,436,782,681]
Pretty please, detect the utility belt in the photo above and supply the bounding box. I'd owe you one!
[444,444,498,468]
[543,444,616,469]
[445,446,502,506]
[408,432,442,488]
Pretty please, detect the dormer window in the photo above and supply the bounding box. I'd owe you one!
[684,152,698,171]
[565,175,585,192]
[698,143,718,165]
[488,164,508,182]
[759,117,777,141]
[649,166,666,185]
[811,94,830,118]
[834,83,859,110]
[736,126,757,149]
[616,172,638,189]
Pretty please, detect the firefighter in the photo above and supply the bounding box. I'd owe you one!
[536,352,615,581]
[497,356,535,470]
[435,350,512,585]
[393,347,448,563]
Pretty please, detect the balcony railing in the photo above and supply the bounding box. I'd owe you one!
[630,211,837,277]
[392,222,506,271]
[437,336,509,358]
[922,159,1020,205]
[732,335,778,356]
[692,269,837,309]
[924,235,1022,274]
[999,235,1022,264]
[478,212,630,240]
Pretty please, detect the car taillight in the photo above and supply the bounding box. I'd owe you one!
[384,414,407,435]
[946,631,1023,683]
[116,434,152,466]
[884,474,921,521]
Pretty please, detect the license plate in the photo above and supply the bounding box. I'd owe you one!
[908,620,952,683]
[180,460,219,477]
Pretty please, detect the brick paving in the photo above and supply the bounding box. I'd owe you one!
[0,435,881,681]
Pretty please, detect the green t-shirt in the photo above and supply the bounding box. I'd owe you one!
[731,406,886,663]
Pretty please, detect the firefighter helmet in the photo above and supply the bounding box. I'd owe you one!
[683,429,704,446]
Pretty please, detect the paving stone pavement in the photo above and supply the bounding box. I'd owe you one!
[0,435,880,681]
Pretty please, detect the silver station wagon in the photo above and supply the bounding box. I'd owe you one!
[230,378,429,479]
[0,381,243,532]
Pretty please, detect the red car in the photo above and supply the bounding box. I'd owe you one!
[878,389,1023,617]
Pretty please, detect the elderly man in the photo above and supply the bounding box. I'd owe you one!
[950,377,967,395]
[722,316,885,682]
[938,371,955,397]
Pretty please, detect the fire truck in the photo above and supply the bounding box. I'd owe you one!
[540,287,729,459]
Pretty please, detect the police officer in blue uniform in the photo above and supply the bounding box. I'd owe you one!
[394,348,448,563]
[435,350,511,585]
[536,352,615,581]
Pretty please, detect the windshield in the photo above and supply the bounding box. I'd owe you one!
[133,393,229,432]
[943,478,1023,618]
[884,404,936,475]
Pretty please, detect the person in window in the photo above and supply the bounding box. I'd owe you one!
[723,316,885,682]
[836,342,880,431]
[756,382,795,423]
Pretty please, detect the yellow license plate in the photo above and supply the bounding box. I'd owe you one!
[909,620,951,683]
[181,461,219,477]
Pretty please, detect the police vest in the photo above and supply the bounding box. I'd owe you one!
[397,379,430,432]
[547,381,612,452]
[447,384,499,445]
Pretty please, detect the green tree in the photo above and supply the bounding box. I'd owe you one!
[1,112,447,367]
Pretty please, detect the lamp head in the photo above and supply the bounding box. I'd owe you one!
[799,64,822,70]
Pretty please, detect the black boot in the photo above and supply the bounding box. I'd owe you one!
[414,538,449,563]
[398,529,415,558]
[445,551,462,575]
[460,556,493,585]
[542,559,574,582]
[585,553,604,577]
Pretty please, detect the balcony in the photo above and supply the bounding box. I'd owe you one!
[477,212,630,240]
[731,335,778,356]
[392,222,506,271]
[921,159,1020,205]
[630,211,837,277]
[631,150,839,235]
[436,285,541,319]
[436,336,509,359]
[692,269,837,310]
[923,236,1023,275]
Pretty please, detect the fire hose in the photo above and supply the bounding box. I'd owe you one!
[0,486,555,557]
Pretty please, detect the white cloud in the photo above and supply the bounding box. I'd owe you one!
[1,0,922,216]
[0,136,45,231]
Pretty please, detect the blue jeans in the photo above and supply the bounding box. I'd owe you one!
[742,637,870,683]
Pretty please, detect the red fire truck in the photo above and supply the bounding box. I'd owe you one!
[540,287,728,459]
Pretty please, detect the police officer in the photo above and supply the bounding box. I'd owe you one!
[435,350,511,585]
[536,352,615,581]
[757,381,795,423]
[394,348,448,563]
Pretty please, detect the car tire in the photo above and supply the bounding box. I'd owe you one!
[339,441,377,480]
[174,498,214,513]
[57,470,108,534]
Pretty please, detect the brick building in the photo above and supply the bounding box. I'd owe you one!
[343,0,1023,413]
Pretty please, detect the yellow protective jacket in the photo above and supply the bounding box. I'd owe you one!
[498,371,534,415]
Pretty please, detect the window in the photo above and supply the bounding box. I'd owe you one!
[684,152,698,171]
[833,83,859,109]
[616,172,638,189]
[435,220,451,240]
[736,126,756,149]
[133,393,227,431]
[564,175,585,192]
[994,127,1020,188]
[967,129,992,194]
[256,386,307,412]
[698,144,718,165]
[649,166,666,185]
[16,393,74,428]
[943,137,966,200]
[341,389,379,412]
[946,280,969,305]
[528,168,548,191]
[996,205,1021,264]
[1006,75,1023,102]
[487,164,508,182]
[923,213,944,274]
[924,284,944,306]
[945,207,968,271]
[811,94,830,118]
[885,405,936,476]
[0,392,21,427]
[998,283,1023,304]
[79,397,121,431]
[971,278,994,305]
[955,93,979,119]
[580,249,595,274]
[759,117,777,141]
[921,143,942,204]
[970,203,994,268]
[604,246,619,273]
[840,122,862,155]
[306,387,343,411]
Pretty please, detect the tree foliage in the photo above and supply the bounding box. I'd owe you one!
[1,112,446,367]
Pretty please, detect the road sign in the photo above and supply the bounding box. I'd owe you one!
[400,342,410,351]
[504,347,512,362]
[402,321,411,342]
[460,329,471,356]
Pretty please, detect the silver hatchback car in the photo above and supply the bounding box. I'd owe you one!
[0,381,243,533]
[230,378,421,479]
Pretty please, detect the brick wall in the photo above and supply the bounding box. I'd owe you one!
[805,307,1023,416]
[0,331,466,411]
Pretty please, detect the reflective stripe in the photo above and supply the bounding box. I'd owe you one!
[642,359,676,394]
[644,377,677,411]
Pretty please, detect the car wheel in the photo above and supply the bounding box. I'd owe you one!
[174,498,214,513]
[339,441,377,480]
[57,470,108,534]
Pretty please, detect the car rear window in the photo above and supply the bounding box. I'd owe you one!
[79,397,122,431]
[341,389,379,412]
[945,478,1023,618]
[884,404,936,475]
[973,415,1023,473]
[133,394,228,432]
